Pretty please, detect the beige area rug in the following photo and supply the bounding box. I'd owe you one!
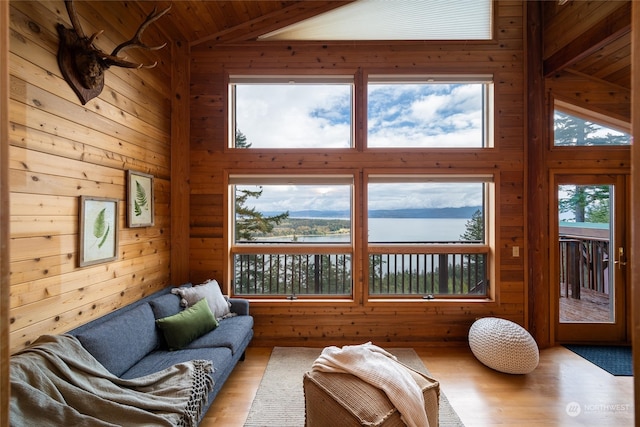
[244,346,464,427]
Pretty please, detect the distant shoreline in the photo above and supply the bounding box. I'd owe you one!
[250,217,470,242]
[263,206,482,219]
[255,228,349,241]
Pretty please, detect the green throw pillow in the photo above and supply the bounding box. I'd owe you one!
[156,298,218,350]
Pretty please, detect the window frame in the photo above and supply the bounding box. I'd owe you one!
[366,74,495,149]
[551,98,631,149]
[364,172,495,302]
[228,75,356,150]
[224,73,498,305]
[227,171,359,301]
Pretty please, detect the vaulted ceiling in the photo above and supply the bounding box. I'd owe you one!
[132,0,630,102]
[145,1,352,46]
[151,1,629,85]
[540,0,631,123]
[542,0,631,90]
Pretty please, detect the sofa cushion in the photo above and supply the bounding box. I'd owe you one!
[229,298,249,316]
[172,279,232,319]
[74,303,160,376]
[156,298,219,350]
[185,315,254,355]
[148,293,183,319]
[121,346,233,382]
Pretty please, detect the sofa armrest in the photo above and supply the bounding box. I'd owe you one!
[229,298,250,316]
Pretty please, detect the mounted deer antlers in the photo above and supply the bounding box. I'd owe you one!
[56,0,170,105]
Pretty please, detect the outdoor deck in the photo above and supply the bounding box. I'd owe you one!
[558,223,612,323]
[559,286,611,322]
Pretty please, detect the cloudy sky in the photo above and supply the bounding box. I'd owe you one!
[234,82,485,213]
[235,82,483,149]
[236,84,352,149]
[236,182,483,217]
[367,83,483,147]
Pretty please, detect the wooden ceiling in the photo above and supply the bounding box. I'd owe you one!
[146,1,630,88]
[130,1,630,94]
[144,1,352,46]
[542,0,631,90]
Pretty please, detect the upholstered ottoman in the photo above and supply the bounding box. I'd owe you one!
[468,317,539,374]
[303,366,439,427]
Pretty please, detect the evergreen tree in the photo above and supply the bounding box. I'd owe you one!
[559,185,610,223]
[554,113,617,223]
[554,112,629,146]
[234,187,288,241]
[232,128,290,294]
[233,129,289,241]
[460,209,484,242]
[235,128,251,148]
[460,209,486,294]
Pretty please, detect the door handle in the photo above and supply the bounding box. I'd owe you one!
[614,247,626,268]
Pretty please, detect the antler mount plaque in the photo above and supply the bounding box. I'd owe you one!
[56,0,170,105]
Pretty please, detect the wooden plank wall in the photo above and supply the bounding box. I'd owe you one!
[188,1,528,347]
[8,1,173,353]
[1,1,10,424]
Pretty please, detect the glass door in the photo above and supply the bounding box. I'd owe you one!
[553,174,628,343]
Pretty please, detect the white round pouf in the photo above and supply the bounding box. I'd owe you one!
[468,317,539,374]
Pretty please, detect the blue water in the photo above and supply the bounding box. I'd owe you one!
[293,218,469,243]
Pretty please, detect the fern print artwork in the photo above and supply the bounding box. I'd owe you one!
[134,180,149,216]
[128,171,154,227]
[80,197,118,267]
[93,207,110,248]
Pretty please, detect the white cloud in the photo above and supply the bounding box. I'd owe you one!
[239,182,482,213]
[235,82,487,210]
[238,185,351,213]
[368,183,483,210]
[236,85,351,148]
[367,83,484,147]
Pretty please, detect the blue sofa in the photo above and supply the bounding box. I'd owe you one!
[68,284,254,422]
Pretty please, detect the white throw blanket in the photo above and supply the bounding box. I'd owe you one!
[312,342,430,427]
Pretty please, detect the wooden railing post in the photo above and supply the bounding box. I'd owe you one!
[438,254,449,294]
[567,240,581,299]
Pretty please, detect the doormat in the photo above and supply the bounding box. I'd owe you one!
[564,345,632,376]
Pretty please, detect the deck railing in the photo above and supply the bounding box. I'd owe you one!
[369,252,487,296]
[234,253,352,296]
[233,249,487,297]
[559,230,610,299]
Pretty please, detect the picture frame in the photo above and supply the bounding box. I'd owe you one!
[79,196,119,267]
[127,170,154,227]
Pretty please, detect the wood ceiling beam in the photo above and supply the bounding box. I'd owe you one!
[543,1,631,77]
[563,67,631,93]
[190,1,353,47]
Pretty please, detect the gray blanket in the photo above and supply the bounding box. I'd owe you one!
[10,334,213,427]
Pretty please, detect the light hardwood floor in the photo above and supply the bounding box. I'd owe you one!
[201,345,634,427]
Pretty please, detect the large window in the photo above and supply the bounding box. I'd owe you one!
[227,74,495,301]
[230,175,354,298]
[368,76,493,148]
[258,0,493,41]
[367,175,491,297]
[229,76,353,149]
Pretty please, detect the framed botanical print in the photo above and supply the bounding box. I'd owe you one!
[79,196,118,267]
[127,170,154,227]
